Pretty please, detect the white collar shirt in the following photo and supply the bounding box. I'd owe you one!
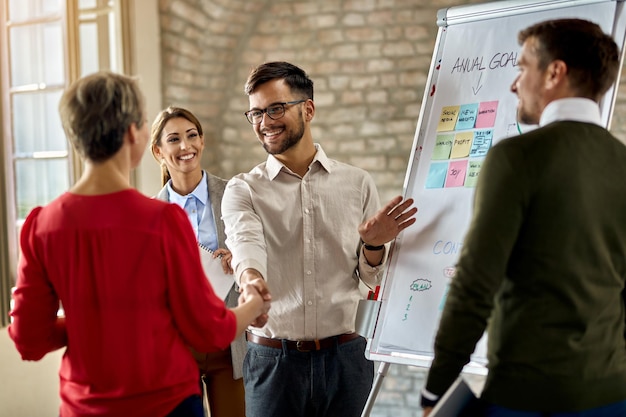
[222,144,384,340]
[540,97,602,127]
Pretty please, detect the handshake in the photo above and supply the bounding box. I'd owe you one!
[237,273,272,328]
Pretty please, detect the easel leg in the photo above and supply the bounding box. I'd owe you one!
[361,362,390,417]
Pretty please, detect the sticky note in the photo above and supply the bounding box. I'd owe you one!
[455,103,479,130]
[426,162,448,189]
[465,160,483,187]
[437,106,460,132]
[450,132,473,159]
[470,129,493,157]
[432,134,454,160]
[445,160,467,187]
[476,101,498,128]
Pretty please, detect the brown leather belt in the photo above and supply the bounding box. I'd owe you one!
[246,331,361,352]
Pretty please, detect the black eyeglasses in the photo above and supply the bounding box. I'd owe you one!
[244,100,307,124]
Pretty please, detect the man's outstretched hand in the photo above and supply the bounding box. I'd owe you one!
[359,196,417,247]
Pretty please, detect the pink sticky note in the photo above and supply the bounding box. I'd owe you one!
[445,160,467,187]
[476,101,498,128]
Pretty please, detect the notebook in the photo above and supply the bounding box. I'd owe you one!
[198,243,234,300]
[429,376,477,417]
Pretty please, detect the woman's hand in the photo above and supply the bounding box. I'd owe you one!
[238,277,271,328]
[213,248,233,275]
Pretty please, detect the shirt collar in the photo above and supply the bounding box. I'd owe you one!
[539,98,602,127]
[266,143,332,180]
[166,170,208,205]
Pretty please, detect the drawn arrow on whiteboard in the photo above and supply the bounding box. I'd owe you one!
[472,72,483,95]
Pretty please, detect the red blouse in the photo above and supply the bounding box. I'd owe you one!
[9,189,236,417]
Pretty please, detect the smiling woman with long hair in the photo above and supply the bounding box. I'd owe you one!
[151,106,247,417]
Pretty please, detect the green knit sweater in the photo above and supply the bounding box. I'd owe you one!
[426,121,626,411]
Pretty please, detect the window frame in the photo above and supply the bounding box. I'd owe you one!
[0,0,133,327]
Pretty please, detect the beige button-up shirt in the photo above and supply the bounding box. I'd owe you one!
[222,144,385,340]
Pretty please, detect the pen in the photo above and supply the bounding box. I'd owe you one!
[373,285,380,301]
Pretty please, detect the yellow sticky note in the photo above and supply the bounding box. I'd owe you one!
[437,106,460,132]
[450,131,473,159]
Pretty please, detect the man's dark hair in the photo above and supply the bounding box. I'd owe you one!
[518,18,620,100]
[244,61,314,100]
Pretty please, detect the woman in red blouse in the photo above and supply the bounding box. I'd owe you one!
[8,71,270,417]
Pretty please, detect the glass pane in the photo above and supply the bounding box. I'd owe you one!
[8,0,61,21]
[15,159,69,219]
[13,90,66,154]
[80,23,100,76]
[79,0,98,9]
[10,23,65,87]
[79,9,118,75]
[108,9,119,72]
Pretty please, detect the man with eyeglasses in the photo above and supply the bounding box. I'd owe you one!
[222,61,417,417]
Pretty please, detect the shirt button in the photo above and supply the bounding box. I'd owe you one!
[307,300,313,306]
[306,271,312,275]
[304,208,310,214]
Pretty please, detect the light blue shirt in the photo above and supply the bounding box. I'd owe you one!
[166,171,219,251]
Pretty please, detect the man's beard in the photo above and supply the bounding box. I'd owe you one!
[262,115,305,155]
[517,102,539,125]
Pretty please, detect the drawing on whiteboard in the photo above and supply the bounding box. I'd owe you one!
[470,130,493,157]
[439,266,457,311]
[410,278,432,292]
[402,279,433,322]
[402,295,413,322]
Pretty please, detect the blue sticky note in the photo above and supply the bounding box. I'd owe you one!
[455,103,479,130]
[470,129,493,157]
[426,162,448,189]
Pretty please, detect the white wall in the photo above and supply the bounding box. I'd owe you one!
[132,0,163,197]
[0,1,162,415]
[0,327,63,416]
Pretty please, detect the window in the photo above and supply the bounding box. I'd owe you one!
[0,0,130,326]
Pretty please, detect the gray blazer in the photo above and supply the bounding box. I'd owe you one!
[156,170,246,379]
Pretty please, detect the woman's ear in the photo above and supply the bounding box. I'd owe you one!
[127,121,142,145]
[153,145,162,159]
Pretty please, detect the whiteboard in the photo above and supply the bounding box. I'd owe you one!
[367,0,626,374]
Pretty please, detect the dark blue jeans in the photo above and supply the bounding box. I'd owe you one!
[483,400,626,417]
[166,395,204,417]
[243,336,374,417]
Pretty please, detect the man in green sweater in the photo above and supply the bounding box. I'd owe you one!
[421,18,626,417]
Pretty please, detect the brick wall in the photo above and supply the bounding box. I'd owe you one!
[157,1,626,416]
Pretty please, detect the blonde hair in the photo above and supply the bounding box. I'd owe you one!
[59,71,145,162]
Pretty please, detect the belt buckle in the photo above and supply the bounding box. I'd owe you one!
[296,340,310,352]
